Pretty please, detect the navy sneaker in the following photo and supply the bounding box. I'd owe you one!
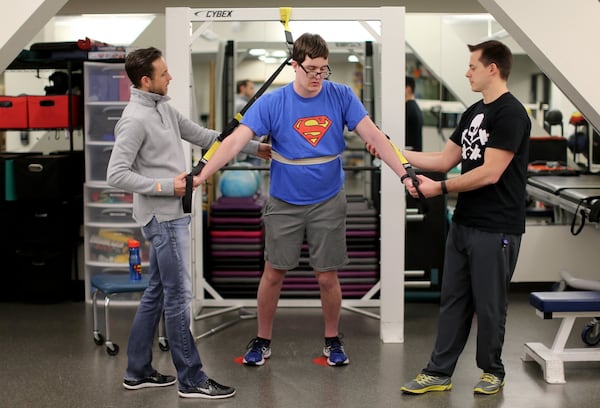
[123,371,176,390]
[323,336,349,366]
[178,378,236,399]
[243,337,271,366]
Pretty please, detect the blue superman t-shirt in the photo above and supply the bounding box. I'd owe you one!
[241,81,368,205]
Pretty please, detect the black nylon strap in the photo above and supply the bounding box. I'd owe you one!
[181,51,293,213]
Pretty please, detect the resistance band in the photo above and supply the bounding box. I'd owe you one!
[182,8,295,213]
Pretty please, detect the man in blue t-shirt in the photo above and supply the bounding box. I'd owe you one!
[197,33,409,367]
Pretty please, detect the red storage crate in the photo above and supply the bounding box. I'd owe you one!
[27,95,81,128]
[0,96,28,129]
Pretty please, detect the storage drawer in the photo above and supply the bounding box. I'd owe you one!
[0,246,17,301]
[1,153,26,202]
[86,104,125,142]
[86,64,130,102]
[0,96,28,129]
[13,154,78,201]
[17,201,81,243]
[0,201,18,246]
[87,185,133,204]
[87,226,149,264]
[87,206,134,224]
[27,95,81,128]
[14,247,73,302]
[85,144,113,182]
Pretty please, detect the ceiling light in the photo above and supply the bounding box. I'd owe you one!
[249,48,266,56]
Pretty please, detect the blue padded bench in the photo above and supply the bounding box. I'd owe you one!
[522,291,600,383]
[91,274,168,356]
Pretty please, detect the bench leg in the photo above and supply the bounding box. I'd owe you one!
[103,295,119,356]
[551,316,576,352]
[92,289,104,345]
[523,342,566,384]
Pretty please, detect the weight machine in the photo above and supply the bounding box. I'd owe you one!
[165,7,406,343]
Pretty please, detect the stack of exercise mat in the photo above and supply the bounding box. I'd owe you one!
[206,194,380,299]
[207,195,266,298]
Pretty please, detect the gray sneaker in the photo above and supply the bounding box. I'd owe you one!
[401,373,452,394]
[473,373,504,395]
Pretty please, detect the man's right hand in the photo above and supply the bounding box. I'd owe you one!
[173,172,188,197]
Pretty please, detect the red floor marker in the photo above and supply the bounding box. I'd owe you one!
[312,356,329,366]
[234,356,244,365]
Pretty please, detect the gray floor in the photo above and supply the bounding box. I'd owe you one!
[1,291,599,408]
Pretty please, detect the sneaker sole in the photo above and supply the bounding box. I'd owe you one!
[473,383,504,395]
[242,358,265,366]
[327,357,350,366]
[178,390,236,399]
[401,384,452,394]
[123,379,177,390]
[243,349,271,366]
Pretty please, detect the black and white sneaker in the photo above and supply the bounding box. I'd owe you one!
[178,378,236,399]
[123,371,176,390]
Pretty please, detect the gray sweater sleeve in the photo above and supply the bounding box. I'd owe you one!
[177,112,259,156]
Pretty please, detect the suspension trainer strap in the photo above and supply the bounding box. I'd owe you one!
[182,9,295,213]
[387,137,429,214]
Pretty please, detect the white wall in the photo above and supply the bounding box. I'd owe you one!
[0,0,68,72]
[480,0,600,135]
[514,224,600,283]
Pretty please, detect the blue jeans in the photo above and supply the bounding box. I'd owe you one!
[124,216,208,390]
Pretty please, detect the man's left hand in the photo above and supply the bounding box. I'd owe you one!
[257,143,272,160]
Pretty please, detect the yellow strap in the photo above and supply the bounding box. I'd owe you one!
[280,7,292,31]
[279,7,294,55]
[388,139,409,165]
[202,140,222,161]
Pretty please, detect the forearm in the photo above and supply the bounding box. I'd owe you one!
[198,127,254,182]
[402,150,449,172]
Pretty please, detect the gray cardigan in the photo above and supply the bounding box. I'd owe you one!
[107,87,259,225]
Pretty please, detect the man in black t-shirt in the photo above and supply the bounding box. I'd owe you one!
[398,40,531,395]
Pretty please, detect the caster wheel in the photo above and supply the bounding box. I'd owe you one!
[581,322,600,346]
[93,332,105,346]
[106,343,120,356]
[159,339,170,352]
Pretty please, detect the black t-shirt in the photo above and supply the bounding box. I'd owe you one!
[450,92,531,234]
[406,99,423,151]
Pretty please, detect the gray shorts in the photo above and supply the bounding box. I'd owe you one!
[264,190,348,272]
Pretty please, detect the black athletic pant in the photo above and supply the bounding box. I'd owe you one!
[423,222,521,379]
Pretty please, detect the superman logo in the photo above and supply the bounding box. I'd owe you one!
[293,115,331,147]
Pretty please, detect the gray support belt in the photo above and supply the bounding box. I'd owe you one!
[271,150,340,165]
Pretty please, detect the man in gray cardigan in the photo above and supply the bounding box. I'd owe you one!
[107,47,269,399]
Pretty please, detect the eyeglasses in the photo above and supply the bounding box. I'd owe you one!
[298,62,332,79]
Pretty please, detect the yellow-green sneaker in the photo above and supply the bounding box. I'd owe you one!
[473,373,504,395]
[401,374,452,394]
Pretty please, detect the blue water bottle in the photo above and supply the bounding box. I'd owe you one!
[128,239,142,281]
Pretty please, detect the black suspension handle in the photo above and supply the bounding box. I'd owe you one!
[387,137,429,214]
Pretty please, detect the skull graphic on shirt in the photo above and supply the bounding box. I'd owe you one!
[461,113,489,161]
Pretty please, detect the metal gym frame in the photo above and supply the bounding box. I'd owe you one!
[165,7,406,343]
